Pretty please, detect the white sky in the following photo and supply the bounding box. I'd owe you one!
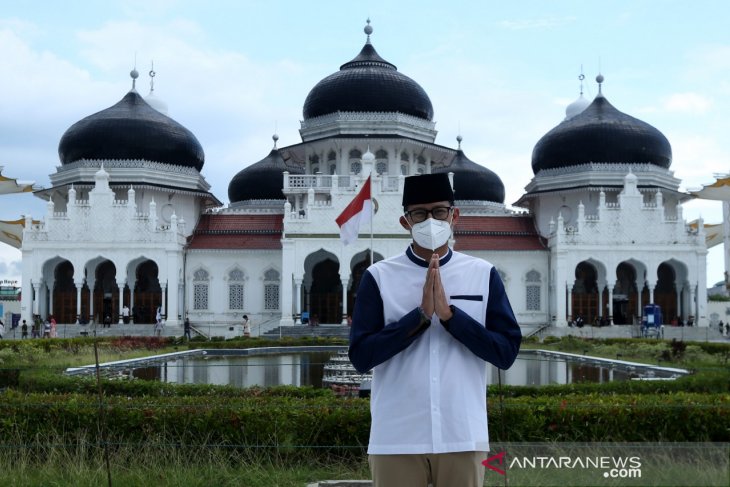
[0,0,728,287]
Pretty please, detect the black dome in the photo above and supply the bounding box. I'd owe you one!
[531,93,672,174]
[59,91,205,170]
[228,148,304,203]
[434,149,505,204]
[303,42,434,121]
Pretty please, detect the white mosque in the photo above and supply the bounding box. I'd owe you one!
[18,22,708,331]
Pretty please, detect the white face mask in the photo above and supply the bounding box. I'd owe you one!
[410,218,452,251]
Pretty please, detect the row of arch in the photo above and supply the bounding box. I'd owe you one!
[569,258,693,325]
[308,148,428,176]
[32,256,163,324]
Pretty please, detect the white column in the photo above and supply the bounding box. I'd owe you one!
[32,283,40,316]
[161,283,167,323]
[89,288,94,323]
[608,285,614,325]
[636,282,643,323]
[689,284,697,323]
[597,283,604,321]
[294,278,303,325]
[279,240,296,326]
[75,281,84,324]
[341,277,349,325]
[676,284,682,323]
[48,283,55,317]
[724,201,730,293]
[648,284,655,304]
[117,281,125,324]
[566,285,573,324]
[129,285,135,323]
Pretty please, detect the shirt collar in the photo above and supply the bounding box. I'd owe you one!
[405,245,453,268]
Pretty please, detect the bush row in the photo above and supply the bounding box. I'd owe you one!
[1,390,727,450]
[12,363,729,399]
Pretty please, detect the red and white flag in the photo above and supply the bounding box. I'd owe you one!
[336,175,372,245]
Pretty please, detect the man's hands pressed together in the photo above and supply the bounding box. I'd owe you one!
[421,253,453,323]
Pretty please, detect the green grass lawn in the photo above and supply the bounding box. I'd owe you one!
[1,336,728,486]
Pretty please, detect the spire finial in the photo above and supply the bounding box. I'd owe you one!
[149,60,156,94]
[130,67,139,90]
[596,73,604,94]
[272,133,279,149]
[364,18,373,43]
[130,53,139,90]
[456,134,463,150]
[578,65,585,96]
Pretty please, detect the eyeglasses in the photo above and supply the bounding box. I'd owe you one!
[404,206,453,223]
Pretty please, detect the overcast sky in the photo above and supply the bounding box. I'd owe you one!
[1,0,728,287]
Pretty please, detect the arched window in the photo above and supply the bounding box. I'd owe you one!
[375,149,388,175]
[349,149,362,175]
[327,150,337,161]
[309,155,320,174]
[263,269,280,311]
[401,164,408,175]
[193,269,209,310]
[526,270,541,311]
[228,268,245,310]
[417,155,426,174]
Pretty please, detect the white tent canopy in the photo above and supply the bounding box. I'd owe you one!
[690,175,730,201]
[0,166,34,195]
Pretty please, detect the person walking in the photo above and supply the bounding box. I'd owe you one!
[242,315,251,337]
[183,318,192,340]
[21,320,28,339]
[49,316,57,338]
[348,173,522,487]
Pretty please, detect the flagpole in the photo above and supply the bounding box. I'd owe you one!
[370,172,374,266]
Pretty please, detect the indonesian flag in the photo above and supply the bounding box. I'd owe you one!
[336,175,372,245]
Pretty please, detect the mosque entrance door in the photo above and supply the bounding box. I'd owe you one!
[133,260,161,324]
[348,256,370,318]
[654,263,678,323]
[307,258,342,324]
[52,260,76,323]
[92,261,118,324]
[572,262,599,324]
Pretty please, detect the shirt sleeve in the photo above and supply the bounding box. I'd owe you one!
[348,270,430,373]
[444,266,522,369]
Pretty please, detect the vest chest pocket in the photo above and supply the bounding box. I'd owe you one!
[450,295,485,325]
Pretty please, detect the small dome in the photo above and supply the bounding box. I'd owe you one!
[302,27,433,121]
[434,149,505,204]
[532,93,672,174]
[565,93,591,120]
[58,90,204,170]
[228,148,304,203]
[145,92,169,115]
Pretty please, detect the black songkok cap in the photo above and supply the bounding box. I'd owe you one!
[402,173,455,207]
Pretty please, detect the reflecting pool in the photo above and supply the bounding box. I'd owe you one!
[67,347,688,390]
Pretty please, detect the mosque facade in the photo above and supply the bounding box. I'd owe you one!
[19,24,708,330]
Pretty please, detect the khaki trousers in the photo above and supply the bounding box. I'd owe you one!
[369,451,487,487]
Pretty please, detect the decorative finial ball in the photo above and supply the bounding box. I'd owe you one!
[272,134,279,142]
[596,73,604,84]
[364,24,373,36]
[456,135,463,143]
[130,69,139,80]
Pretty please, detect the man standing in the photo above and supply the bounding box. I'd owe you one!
[183,318,192,340]
[349,173,521,487]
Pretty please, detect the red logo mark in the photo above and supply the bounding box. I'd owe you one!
[482,451,506,475]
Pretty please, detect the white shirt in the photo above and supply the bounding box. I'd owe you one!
[349,247,521,455]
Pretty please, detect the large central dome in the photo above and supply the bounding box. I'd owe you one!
[58,80,204,171]
[302,23,434,121]
[531,78,671,174]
